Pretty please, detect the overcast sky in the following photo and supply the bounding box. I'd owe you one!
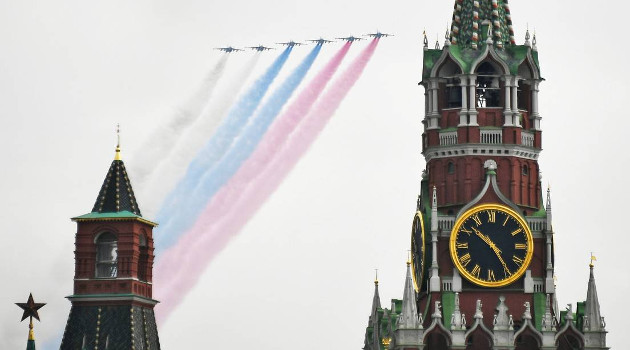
[0,1,627,349]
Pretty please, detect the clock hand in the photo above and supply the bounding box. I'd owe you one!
[471,227,512,277]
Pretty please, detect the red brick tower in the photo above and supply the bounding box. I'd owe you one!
[60,141,161,349]
[363,1,607,350]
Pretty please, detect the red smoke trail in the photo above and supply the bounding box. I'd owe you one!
[155,39,378,323]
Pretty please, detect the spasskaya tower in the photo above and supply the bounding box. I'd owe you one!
[362,1,608,350]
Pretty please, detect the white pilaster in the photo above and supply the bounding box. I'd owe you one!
[468,75,478,126]
[511,77,521,127]
[459,76,468,126]
[531,80,542,130]
[503,75,513,126]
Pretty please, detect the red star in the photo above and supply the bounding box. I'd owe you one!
[15,293,46,322]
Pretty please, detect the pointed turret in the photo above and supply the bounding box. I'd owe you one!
[399,261,419,329]
[368,272,382,349]
[584,260,604,332]
[371,271,381,321]
[581,258,608,349]
[91,134,142,216]
[450,0,515,48]
[392,260,424,349]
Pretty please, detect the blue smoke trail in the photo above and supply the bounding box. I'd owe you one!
[156,45,322,252]
[155,47,292,249]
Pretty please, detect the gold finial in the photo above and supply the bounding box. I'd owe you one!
[28,319,34,341]
[590,252,597,268]
[374,269,379,285]
[115,124,121,160]
[407,250,412,265]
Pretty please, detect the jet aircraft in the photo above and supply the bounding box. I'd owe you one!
[215,47,243,53]
[308,38,334,45]
[248,45,274,52]
[366,32,393,38]
[336,36,364,42]
[277,41,304,47]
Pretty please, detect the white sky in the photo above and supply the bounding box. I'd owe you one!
[0,0,627,349]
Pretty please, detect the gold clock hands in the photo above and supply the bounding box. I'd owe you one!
[472,227,495,250]
[471,227,512,277]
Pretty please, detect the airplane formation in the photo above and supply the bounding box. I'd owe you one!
[215,32,391,53]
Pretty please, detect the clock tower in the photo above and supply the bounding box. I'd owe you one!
[362,1,608,350]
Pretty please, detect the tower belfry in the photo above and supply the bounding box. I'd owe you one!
[362,1,608,349]
[60,137,161,350]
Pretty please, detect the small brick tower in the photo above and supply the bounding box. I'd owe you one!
[60,137,161,349]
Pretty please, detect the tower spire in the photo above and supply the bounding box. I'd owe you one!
[115,123,121,160]
[369,271,382,348]
[584,258,605,331]
[89,129,142,216]
[399,259,419,329]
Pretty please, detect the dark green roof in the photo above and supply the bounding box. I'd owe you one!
[423,43,541,78]
[91,159,142,216]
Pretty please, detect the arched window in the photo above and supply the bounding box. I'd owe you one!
[96,232,118,278]
[522,164,529,176]
[439,60,463,109]
[448,162,455,174]
[445,77,462,108]
[476,62,501,107]
[138,233,149,282]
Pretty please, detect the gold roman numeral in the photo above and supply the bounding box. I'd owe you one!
[503,215,510,226]
[460,226,472,235]
[459,253,471,267]
[515,243,527,250]
[511,227,523,236]
[513,255,525,266]
[487,210,496,223]
[456,242,469,249]
[471,264,481,278]
[503,265,512,277]
[471,214,482,226]
[487,269,497,282]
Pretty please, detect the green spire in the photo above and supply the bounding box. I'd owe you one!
[450,0,515,48]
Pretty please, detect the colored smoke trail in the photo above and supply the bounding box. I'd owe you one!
[138,54,260,216]
[132,54,229,187]
[155,45,322,252]
[155,40,378,323]
[154,47,292,248]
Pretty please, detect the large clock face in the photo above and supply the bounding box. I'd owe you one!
[450,204,534,288]
[410,212,425,292]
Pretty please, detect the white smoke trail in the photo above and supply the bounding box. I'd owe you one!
[138,54,261,217]
[131,54,230,187]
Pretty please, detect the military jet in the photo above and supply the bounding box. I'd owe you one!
[336,36,364,42]
[214,47,243,53]
[308,38,334,45]
[366,32,393,38]
[248,45,274,52]
[277,41,304,47]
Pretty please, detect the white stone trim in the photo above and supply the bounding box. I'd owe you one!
[423,144,540,162]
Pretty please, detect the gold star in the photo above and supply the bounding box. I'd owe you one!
[16,293,45,322]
